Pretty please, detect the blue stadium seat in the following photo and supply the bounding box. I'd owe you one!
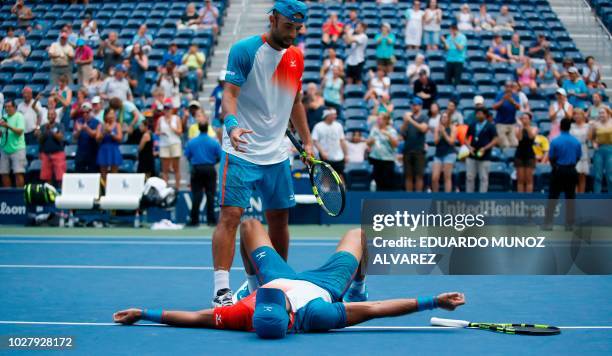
[2,85,22,100]
[534,163,552,192]
[119,159,137,173]
[344,84,366,98]
[345,162,372,191]
[64,145,78,159]
[302,71,320,84]
[345,120,368,133]
[344,108,369,121]
[343,98,367,110]
[389,85,412,99]
[488,162,512,192]
[11,73,31,85]
[119,145,139,160]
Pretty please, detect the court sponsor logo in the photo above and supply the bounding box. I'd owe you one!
[0,202,26,215]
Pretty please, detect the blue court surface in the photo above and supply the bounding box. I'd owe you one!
[0,233,610,355]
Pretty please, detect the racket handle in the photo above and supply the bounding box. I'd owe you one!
[430,317,470,328]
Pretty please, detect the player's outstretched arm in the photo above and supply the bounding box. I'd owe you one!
[343,292,465,327]
[113,308,216,328]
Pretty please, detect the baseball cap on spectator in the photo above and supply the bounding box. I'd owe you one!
[382,22,391,31]
[163,98,174,109]
[218,70,227,82]
[60,31,68,39]
[556,88,567,96]
[567,67,579,74]
[115,64,127,72]
[322,108,337,119]
[188,100,201,108]
[76,38,85,47]
[411,97,423,106]
[269,0,308,24]
[81,102,92,111]
[473,95,485,105]
[92,96,101,104]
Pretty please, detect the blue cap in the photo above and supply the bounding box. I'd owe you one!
[115,64,127,72]
[412,97,423,106]
[269,0,308,24]
[76,38,85,47]
[252,288,289,339]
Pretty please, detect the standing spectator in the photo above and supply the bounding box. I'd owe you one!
[185,120,221,226]
[129,43,149,100]
[84,69,104,98]
[137,118,155,178]
[96,108,123,181]
[375,23,396,73]
[322,66,344,111]
[514,112,537,193]
[400,98,429,191]
[312,108,348,181]
[465,108,499,192]
[427,102,442,130]
[538,53,561,89]
[156,99,183,190]
[35,110,66,187]
[303,83,326,131]
[346,9,360,30]
[1,35,30,65]
[413,70,437,110]
[464,95,484,127]
[11,0,34,30]
[343,22,368,84]
[73,102,100,173]
[51,75,73,126]
[69,88,89,122]
[431,111,457,192]
[108,97,142,144]
[0,27,19,54]
[0,100,26,187]
[369,93,394,126]
[101,65,133,103]
[91,96,104,122]
[590,109,612,194]
[516,57,537,92]
[583,56,603,89]
[364,68,390,101]
[367,112,399,191]
[74,38,94,86]
[80,11,99,43]
[513,82,530,115]
[474,3,495,31]
[587,92,609,122]
[406,53,430,84]
[17,87,44,145]
[404,1,424,50]
[423,0,442,51]
[320,48,344,83]
[570,109,590,193]
[209,71,225,138]
[322,12,344,48]
[199,0,220,36]
[544,118,581,229]
[506,33,524,63]
[456,4,474,32]
[446,99,464,124]
[131,25,153,54]
[528,34,550,65]
[48,32,74,86]
[182,44,206,94]
[548,88,573,140]
[184,101,207,139]
[59,24,78,48]
[346,131,368,164]
[486,34,507,63]
[178,3,202,30]
[97,32,123,75]
[562,67,589,110]
[494,5,514,32]
[492,81,520,147]
[441,23,467,86]
[157,61,181,109]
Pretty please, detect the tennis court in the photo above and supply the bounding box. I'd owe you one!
[1,226,610,355]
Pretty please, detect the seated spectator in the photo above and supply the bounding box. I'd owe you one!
[0,99,27,188]
[559,57,575,81]
[161,42,183,68]
[400,98,429,192]
[101,65,133,103]
[178,3,202,30]
[199,0,220,36]
[492,81,520,147]
[548,88,573,140]
[18,87,45,145]
[96,108,123,181]
[70,88,89,122]
[75,38,94,86]
[128,43,149,100]
[583,56,603,89]
[446,99,464,124]
[35,110,66,187]
[322,66,344,111]
[456,4,473,32]
[404,1,424,50]
[156,99,183,190]
[527,34,550,65]
[157,61,181,109]
[73,102,100,173]
[406,53,430,84]
[533,134,549,163]
[506,33,524,63]
[474,3,495,31]
[514,112,537,192]
[364,68,390,101]
[320,48,344,83]
[466,108,499,192]
[513,81,530,115]
[137,118,155,179]
[303,83,326,131]
[432,111,457,192]
[441,23,467,86]
[48,32,74,86]
[427,102,442,130]
[80,11,99,43]
[464,95,484,127]
[343,22,368,84]
[570,109,591,193]
[589,109,612,193]
[538,53,561,89]
[91,96,104,122]
[367,112,399,191]
[1,34,29,65]
[562,67,589,110]
[11,0,35,31]
[109,97,142,144]
[494,5,514,32]
[181,44,206,94]
[0,27,19,54]
[516,57,537,92]
[322,12,344,48]
[130,25,153,55]
[312,108,348,181]
[346,131,368,164]
[414,69,437,110]
[423,0,442,51]
[587,92,609,122]
[97,32,123,75]
[375,22,396,73]
[486,34,508,63]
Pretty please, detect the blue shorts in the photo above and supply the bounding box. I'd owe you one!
[250,246,359,302]
[423,30,440,46]
[433,153,457,164]
[218,151,295,210]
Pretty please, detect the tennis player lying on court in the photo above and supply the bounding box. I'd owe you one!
[113,220,465,338]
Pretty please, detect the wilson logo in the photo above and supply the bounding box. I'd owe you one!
[0,202,26,215]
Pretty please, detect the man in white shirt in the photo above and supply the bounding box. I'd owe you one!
[17,87,46,145]
[48,32,74,86]
[343,22,368,84]
[312,108,348,180]
[101,64,133,103]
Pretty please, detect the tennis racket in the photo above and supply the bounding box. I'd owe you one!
[286,129,345,217]
[431,317,561,336]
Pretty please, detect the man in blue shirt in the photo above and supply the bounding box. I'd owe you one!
[161,42,183,68]
[441,23,467,86]
[544,118,582,230]
[492,81,520,148]
[185,122,222,226]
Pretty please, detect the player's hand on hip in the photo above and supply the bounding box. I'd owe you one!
[230,127,253,153]
[436,292,466,311]
[113,308,142,325]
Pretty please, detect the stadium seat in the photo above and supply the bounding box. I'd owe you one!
[119,159,138,173]
[119,145,139,160]
[99,173,146,210]
[64,145,78,159]
[345,162,372,191]
[488,162,512,192]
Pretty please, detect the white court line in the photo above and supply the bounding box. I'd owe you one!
[0,321,609,330]
[0,240,338,247]
[0,264,244,271]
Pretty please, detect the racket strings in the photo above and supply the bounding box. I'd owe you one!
[312,164,343,215]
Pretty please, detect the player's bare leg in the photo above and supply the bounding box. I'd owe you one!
[211,205,244,306]
[337,228,369,302]
[265,209,290,260]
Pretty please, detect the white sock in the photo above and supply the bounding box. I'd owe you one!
[350,278,366,294]
[247,274,259,293]
[214,270,230,295]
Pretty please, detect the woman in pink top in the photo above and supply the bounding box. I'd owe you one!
[516,56,537,92]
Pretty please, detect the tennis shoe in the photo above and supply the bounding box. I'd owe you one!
[232,280,251,303]
[212,288,234,307]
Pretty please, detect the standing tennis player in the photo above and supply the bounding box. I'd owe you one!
[211,0,314,306]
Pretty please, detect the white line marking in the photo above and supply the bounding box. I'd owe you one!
[0,240,338,247]
[0,264,244,271]
[0,321,609,330]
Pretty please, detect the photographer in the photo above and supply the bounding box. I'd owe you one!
[0,100,26,187]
